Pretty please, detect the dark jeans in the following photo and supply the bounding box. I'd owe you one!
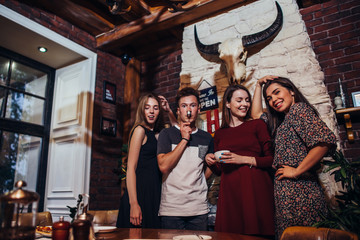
[161,214,208,231]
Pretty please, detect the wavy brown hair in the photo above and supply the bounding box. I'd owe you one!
[221,84,252,128]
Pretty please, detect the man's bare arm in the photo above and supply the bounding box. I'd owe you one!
[157,138,188,175]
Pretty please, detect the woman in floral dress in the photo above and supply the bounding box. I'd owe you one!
[252,76,337,239]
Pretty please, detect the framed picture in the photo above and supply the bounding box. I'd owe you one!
[103,81,116,104]
[352,91,360,107]
[101,117,117,137]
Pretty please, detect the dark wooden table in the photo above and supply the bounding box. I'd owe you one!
[96,228,268,240]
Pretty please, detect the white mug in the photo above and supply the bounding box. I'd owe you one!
[214,150,230,161]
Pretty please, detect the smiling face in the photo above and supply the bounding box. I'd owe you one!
[144,97,160,128]
[226,89,251,122]
[177,95,199,124]
[265,83,295,113]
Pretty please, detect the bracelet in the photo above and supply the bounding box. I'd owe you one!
[182,137,190,142]
[249,158,255,168]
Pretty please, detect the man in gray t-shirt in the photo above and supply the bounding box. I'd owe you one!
[157,87,213,230]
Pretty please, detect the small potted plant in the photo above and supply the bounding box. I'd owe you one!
[314,150,360,237]
[66,194,83,223]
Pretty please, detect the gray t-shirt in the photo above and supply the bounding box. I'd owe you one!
[157,125,214,216]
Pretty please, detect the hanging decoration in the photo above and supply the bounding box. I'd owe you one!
[198,79,219,112]
[197,79,220,134]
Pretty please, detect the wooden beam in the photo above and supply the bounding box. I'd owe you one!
[96,0,247,50]
[123,58,141,143]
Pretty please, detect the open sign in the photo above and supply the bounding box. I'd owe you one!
[199,86,219,112]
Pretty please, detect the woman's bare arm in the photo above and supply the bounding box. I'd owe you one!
[126,126,145,225]
[159,95,178,126]
[276,143,331,180]
[251,75,278,119]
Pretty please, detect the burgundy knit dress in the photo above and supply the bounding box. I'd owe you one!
[213,119,275,236]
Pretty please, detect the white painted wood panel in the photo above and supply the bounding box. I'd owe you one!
[45,60,94,221]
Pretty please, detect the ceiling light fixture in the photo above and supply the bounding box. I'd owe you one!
[38,47,48,53]
[121,53,131,65]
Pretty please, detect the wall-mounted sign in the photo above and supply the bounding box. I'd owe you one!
[199,86,218,112]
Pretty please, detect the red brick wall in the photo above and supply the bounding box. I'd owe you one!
[141,50,182,119]
[0,0,126,209]
[90,51,126,210]
[300,0,360,160]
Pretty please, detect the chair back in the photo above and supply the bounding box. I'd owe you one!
[87,210,118,226]
[280,226,358,240]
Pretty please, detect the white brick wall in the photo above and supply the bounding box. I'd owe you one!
[181,0,341,202]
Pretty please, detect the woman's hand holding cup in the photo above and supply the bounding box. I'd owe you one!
[214,150,230,162]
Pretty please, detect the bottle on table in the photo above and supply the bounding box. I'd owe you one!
[71,213,91,240]
[52,216,70,240]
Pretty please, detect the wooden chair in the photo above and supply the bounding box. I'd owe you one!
[280,226,358,240]
[87,210,119,226]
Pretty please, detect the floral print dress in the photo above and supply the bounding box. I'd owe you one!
[273,103,336,238]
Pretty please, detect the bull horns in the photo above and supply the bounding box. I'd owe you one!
[242,1,283,47]
[194,25,220,55]
[194,1,283,54]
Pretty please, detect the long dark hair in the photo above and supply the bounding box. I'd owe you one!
[221,84,252,128]
[262,77,318,137]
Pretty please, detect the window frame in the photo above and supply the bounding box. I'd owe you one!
[0,46,55,211]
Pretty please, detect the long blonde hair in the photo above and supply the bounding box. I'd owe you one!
[128,93,164,144]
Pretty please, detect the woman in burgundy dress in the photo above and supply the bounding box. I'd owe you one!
[252,76,336,239]
[205,85,275,238]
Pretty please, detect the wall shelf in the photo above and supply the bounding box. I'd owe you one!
[335,107,360,143]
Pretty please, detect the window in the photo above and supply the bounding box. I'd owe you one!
[0,47,54,211]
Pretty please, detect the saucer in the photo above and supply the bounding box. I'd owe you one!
[173,235,212,240]
[93,226,117,233]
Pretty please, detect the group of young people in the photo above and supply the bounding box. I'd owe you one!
[116,75,336,240]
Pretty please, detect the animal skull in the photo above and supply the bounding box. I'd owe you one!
[218,38,248,83]
[194,1,283,85]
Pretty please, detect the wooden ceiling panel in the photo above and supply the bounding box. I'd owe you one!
[16,0,248,60]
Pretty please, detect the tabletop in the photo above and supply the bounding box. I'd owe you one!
[95,228,268,240]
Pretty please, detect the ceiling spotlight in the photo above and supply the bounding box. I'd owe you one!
[121,53,131,65]
[38,47,47,53]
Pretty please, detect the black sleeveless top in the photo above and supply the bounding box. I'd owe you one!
[116,125,161,228]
